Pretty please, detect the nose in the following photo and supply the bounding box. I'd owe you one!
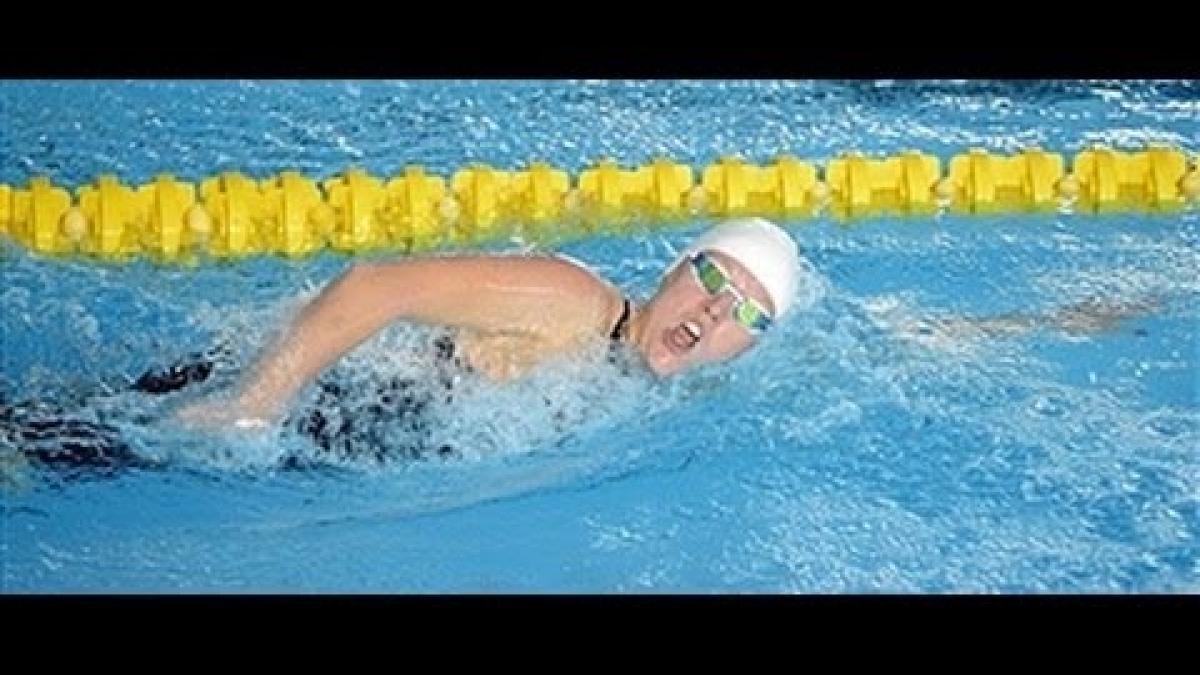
[701,292,735,324]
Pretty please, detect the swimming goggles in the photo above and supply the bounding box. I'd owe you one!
[688,251,773,335]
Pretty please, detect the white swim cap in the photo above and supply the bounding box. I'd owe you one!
[681,217,808,318]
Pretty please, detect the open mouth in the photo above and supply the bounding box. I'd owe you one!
[665,320,703,355]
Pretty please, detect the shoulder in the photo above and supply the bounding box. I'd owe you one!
[432,252,618,302]
[545,253,625,314]
[486,252,626,338]
[367,251,624,335]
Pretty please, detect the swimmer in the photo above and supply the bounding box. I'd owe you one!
[173,216,810,430]
[174,214,1162,431]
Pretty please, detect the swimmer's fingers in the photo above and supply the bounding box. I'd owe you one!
[1052,296,1163,336]
[1059,295,1164,321]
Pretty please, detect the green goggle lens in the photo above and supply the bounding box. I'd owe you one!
[696,257,728,294]
[734,300,771,333]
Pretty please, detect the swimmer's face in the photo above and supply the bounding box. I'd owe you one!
[635,251,776,377]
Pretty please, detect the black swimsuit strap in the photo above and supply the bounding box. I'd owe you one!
[609,297,632,343]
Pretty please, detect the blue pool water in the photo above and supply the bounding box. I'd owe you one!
[1,80,1197,592]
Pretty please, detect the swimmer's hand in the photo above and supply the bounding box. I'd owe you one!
[173,399,272,432]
